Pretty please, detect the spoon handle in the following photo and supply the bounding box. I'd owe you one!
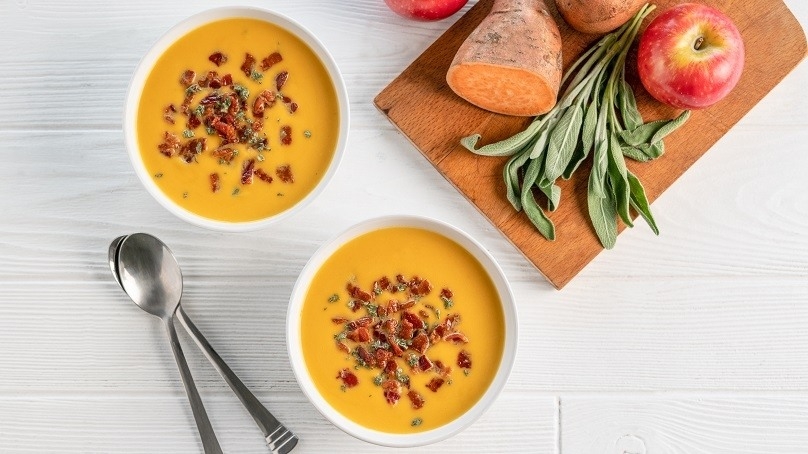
[176,306,298,453]
[165,318,224,454]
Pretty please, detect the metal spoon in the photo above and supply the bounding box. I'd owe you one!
[110,234,298,454]
[115,233,223,454]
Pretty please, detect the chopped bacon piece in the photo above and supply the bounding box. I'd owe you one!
[426,377,445,392]
[187,113,201,129]
[387,300,400,314]
[211,146,236,163]
[349,300,361,313]
[287,101,298,114]
[180,96,193,115]
[198,71,216,88]
[275,71,288,91]
[457,350,472,369]
[347,316,373,330]
[434,313,461,340]
[384,359,397,374]
[163,104,176,124]
[260,51,283,71]
[444,332,469,344]
[240,159,255,184]
[400,300,416,310]
[209,173,220,193]
[347,283,372,302]
[336,341,349,354]
[389,337,404,357]
[413,279,433,296]
[212,118,238,143]
[179,70,196,87]
[347,327,371,343]
[399,320,414,340]
[357,346,375,367]
[179,138,206,163]
[255,168,273,184]
[434,360,452,377]
[331,317,349,325]
[378,276,391,291]
[396,274,407,284]
[280,125,292,145]
[407,390,425,410]
[417,355,433,372]
[252,90,276,118]
[411,332,430,354]
[337,368,359,388]
[402,311,425,330]
[419,310,430,319]
[382,380,402,405]
[208,51,227,67]
[240,52,256,77]
[251,118,264,132]
[441,288,453,300]
[199,93,221,105]
[377,306,388,317]
[375,348,392,365]
[382,319,398,334]
[221,73,233,86]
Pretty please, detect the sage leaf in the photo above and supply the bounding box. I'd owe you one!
[545,104,583,181]
[504,148,532,211]
[564,97,599,179]
[461,119,541,156]
[537,177,561,212]
[636,141,665,160]
[621,145,652,162]
[627,170,659,234]
[587,172,617,249]
[650,109,691,143]
[521,158,556,239]
[590,137,609,198]
[608,134,632,226]
[618,77,643,130]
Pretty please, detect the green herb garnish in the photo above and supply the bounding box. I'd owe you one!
[328,293,339,303]
[233,84,249,100]
[250,70,263,83]
[231,188,240,196]
[182,129,194,139]
[441,296,454,309]
[184,83,201,97]
[154,173,163,178]
[304,129,312,138]
[411,418,422,427]
[460,4,688,249]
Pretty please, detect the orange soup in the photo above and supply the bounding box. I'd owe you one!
[300,227,505,433]
[137,18,339,222]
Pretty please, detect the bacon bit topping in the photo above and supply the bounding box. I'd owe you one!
[441,288,453,300]
[179,138,206,163]
[158,132,181,157]
[221,73,233,86]
[210,173,220,193]
[280,125,292,145]
[240,159,255,185]
[426,377,445,392]
[163,104,176,124]
[328,275,466,408]
[255,168,273,184]
[275,71,288,91]
[383,380,402,405]
[261,51,283,71]
[240,53,256,77]
[407,390,425,410]
[457,350,472,369]
[417,355,433,372]
[411,332,430,354]
[252,90,276,118]
[444,332,469,344]
[276,165,294,183]
[179,70,196,87]
[187,113,201,130]
[208,51,227,67]
[337,369,359,388]
[212,146,236,164]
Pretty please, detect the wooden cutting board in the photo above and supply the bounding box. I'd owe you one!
[374,0,807,289]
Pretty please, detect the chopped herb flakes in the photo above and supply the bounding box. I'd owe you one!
[182,129,194,138]
[411,418,423,427]
[231,188,240,196]
[441,296,454,309]
[304,129,312,138]
[250,70,263,82]
[328,293,340,303]
[154,173,163,178]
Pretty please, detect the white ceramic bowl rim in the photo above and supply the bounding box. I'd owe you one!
[286,215,519,448]
[123,7,350,232]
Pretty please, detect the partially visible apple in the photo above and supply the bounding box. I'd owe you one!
[637,3,744,110]
[384,0,468,21]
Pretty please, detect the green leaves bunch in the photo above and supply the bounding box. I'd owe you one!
[461,4,690,249]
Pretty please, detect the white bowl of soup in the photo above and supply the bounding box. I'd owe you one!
[124,7,349,231]
[287,216,518,447]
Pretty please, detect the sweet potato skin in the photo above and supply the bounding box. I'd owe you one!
[446,0,562,117]
[555,0,644,34]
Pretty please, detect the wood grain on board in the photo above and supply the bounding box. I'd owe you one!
[374,0,807,289]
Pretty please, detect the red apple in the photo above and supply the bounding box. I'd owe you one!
[637,3,744,110]
[384,0,468,21]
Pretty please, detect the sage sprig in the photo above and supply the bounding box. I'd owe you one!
[461,3,691,249]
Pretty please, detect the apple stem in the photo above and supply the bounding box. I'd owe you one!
[694,36,705,51]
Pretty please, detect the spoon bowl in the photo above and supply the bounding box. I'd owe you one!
[108,235,127,288]
[117,233,183,320]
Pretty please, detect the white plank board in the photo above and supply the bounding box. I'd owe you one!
[0,393,557,453]
[561,397,808,453]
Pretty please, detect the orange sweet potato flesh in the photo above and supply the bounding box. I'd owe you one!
[446,0,562,117]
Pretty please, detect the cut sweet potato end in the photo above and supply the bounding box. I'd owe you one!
[447,63,556,117]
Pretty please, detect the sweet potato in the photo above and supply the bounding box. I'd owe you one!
[555,0,644,34]
[446,0,562,117]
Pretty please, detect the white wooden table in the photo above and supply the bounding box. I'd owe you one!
[1,1,807,452]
